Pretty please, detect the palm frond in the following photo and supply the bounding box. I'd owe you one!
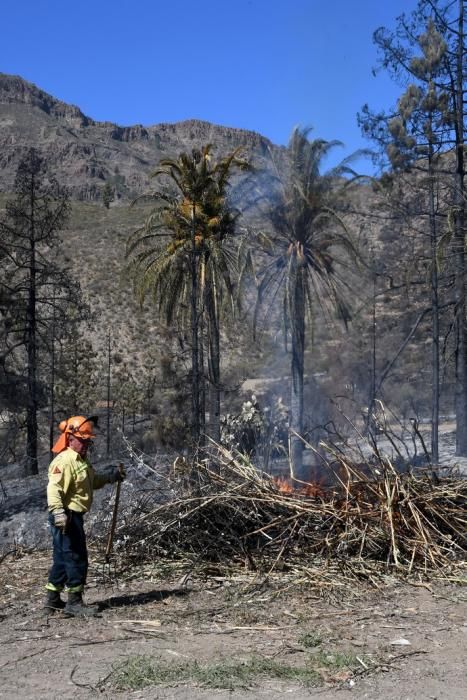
[127,144,249,335]
[256,126,362,343]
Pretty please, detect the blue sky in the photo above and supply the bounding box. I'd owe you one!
[2,0,415,170]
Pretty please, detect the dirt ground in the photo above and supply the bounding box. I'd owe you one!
[0,550,465,700]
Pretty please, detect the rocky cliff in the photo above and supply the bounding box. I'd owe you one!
[0,73,280,202]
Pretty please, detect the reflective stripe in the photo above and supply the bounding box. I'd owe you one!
[45,582,64,592]
[65,584,84,593]
[73,463,88,477]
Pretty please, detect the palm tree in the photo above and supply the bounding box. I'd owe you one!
[255,127,359,480]
[127,145,249,444]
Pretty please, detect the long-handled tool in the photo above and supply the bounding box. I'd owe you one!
[105,463,124,562]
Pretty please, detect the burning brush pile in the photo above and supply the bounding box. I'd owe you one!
[115,445,467,583]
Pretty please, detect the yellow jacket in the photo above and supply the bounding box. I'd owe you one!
[47,447,108,513]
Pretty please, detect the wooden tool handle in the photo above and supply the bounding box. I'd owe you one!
[105,462,124,560]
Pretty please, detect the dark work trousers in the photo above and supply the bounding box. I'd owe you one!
[47,511,88,591]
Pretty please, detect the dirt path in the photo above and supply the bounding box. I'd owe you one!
[0,551,466,699]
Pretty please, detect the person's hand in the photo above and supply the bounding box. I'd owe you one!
[108,464,126,484]
[53,509,68,533]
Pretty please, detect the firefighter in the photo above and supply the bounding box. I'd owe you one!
[45,415,125,616]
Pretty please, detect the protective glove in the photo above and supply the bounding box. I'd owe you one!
[53,509,68,533]
[107,464,126,484]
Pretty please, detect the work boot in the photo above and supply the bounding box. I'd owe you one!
[64,591,99,617]
[44,590,66,611]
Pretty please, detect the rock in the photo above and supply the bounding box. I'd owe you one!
[0,72,281,203]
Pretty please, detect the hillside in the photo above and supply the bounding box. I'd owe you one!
[0,73,286,405]
[0,73,280,203]
[0,73,455,460]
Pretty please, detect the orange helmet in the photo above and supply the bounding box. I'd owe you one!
[61,416,97,439]
[52,415,98,453]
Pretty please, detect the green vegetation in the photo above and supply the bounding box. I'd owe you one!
[102,181,115,209]
[299,631,322,648]
[110,648,364,691]
[312,650,359,669]
[127,145,250,444]
[111,655,323,691]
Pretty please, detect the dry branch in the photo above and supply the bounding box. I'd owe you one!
[111,444,467,585]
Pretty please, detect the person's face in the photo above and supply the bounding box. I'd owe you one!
[68,434,91,457]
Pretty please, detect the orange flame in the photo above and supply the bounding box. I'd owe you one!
[273,475,324,498]
[274,476,295,493]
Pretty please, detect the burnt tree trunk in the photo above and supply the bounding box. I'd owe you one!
[454,0,467,455]
[25,196,39,476]
[25,170,38,476]
[428,150,440,463]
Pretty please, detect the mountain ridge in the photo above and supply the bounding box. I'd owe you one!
[0,73,279,202]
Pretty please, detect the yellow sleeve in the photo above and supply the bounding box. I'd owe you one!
[47,454,73,512]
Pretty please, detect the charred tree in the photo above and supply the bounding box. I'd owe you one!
[0,149,70,475]
[359,1,466,457]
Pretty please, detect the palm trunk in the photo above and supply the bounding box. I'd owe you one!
[290,272,305,480]
[199,297,206,441]
[197,253,207,444]
[207,289,221,443]
[190,204,201,445]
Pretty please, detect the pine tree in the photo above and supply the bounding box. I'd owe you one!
[102,181,115,209]
[359,0,467,455]
[0,149,71,475]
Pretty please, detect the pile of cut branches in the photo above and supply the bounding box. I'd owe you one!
[114,444,467,582]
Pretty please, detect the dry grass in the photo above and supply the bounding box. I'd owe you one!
[110,442,467,590]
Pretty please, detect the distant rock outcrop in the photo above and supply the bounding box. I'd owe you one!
[0,73,92,126]
[0,73,280,202]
